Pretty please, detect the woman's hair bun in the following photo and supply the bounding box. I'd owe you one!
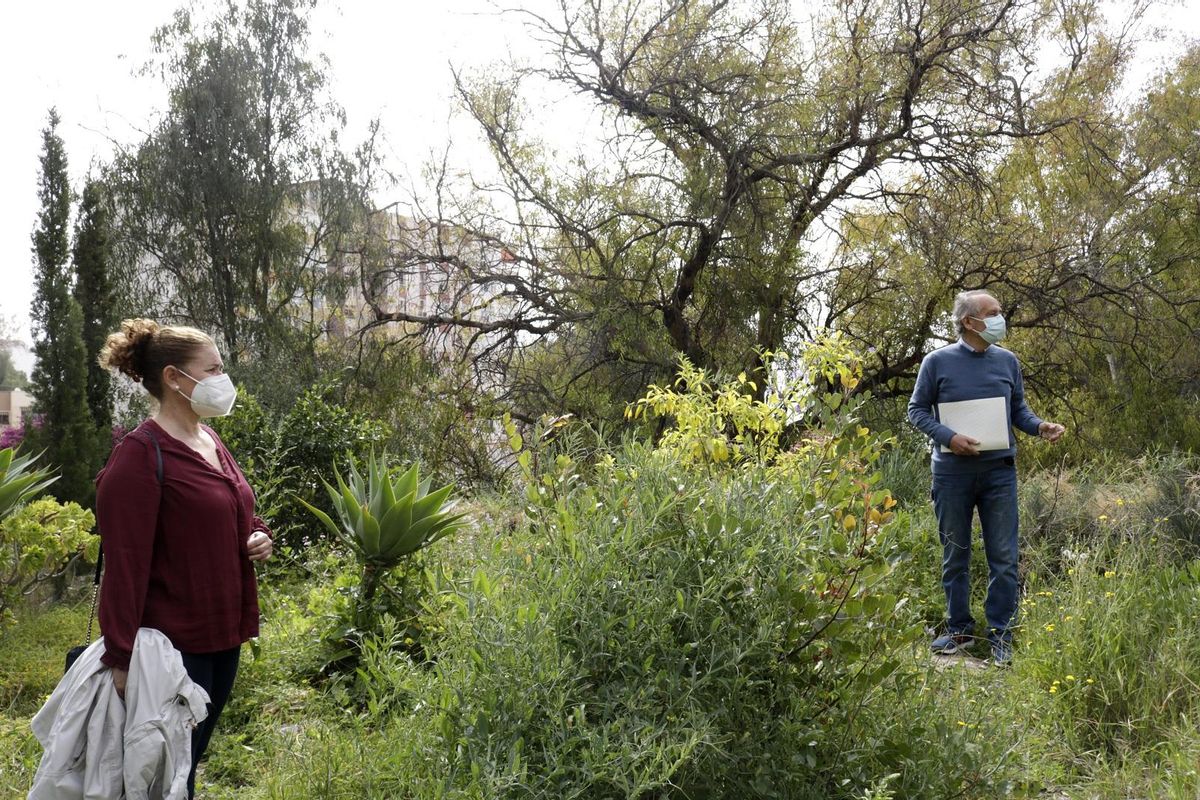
[98,318,161,382]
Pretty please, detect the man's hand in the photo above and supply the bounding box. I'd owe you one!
[949,433,981,456]
[247,530,273,562]
[111,667,127,700]
[1039,421,1066,443]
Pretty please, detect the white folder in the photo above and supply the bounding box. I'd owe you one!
[937,396,1009,453]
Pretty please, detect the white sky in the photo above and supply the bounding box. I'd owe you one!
[0,0,571,373]
[2,0,1197,376]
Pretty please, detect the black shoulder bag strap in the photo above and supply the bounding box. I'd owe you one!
[73,430,163,666]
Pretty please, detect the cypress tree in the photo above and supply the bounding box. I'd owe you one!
[72,179,115,440]
[28,110,96,506]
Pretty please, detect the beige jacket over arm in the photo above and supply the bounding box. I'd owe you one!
[29,628,210,800]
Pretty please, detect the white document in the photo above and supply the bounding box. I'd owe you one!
[937,396,1009,453]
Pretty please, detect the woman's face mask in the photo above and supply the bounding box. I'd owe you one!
[173,368,238,417]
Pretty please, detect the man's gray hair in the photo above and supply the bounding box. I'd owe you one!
[951,290,994,335]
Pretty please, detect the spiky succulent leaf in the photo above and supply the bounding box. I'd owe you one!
[377,507,465,562]
[393,464,419,502]
[333,467,352,502]
[380,462,397,512]
[411,484,454,523]
[377,491,417,556]
[359,506,382,558]
[369,454,392,521]
[423,518,466,548]
[295,497,341,540]
[0,448,59,521]
[381,514,439,559]
[300,457,465,570]
[319,478,351,529]
[347,459,365,499]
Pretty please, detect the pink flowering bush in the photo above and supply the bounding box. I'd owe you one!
[0,427,22,451]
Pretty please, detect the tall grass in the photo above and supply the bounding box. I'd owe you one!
[0,600,91,796]
[1016,542,1200,759]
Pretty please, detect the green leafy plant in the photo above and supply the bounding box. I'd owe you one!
[1,498,96,626]
[626,333,877,469]
[297,454,466,637]
[0,447,59,522]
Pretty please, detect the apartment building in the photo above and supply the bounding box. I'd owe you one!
[0,387,33,429]
[319,199,520,376]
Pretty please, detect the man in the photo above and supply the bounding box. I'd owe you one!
[907,290,1065,665]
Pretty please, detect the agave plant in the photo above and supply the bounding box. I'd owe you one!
[0,447,59,522]
[298,454,466,632]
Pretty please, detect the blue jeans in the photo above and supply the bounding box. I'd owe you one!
[931,463,1019,638]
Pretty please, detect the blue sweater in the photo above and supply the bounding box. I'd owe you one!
[907,340,1044,473]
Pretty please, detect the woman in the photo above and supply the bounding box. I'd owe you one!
[95,319,272,798]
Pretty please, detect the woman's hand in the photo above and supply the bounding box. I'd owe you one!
[111,667,128,699]
[247,530,273,562]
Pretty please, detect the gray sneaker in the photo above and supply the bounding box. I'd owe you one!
[930,632,973,654]
[989,636,1013,667]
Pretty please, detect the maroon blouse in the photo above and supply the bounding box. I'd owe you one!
[96,419,268,670]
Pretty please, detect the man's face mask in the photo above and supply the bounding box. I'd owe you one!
[969,314,1007,345]
[173,369,238,417]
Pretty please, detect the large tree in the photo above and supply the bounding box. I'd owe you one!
[109,0,366,395]
[824,41,1200,453]
[73,179,115,435]
[28,111,97,505]
[356,0,1153,422]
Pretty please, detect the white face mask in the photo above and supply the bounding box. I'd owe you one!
[174,369,238,417]
[969,314,1007,345]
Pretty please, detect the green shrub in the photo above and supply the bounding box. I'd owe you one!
[211,387,390,553]
[0,498,96,627]
[396,349,1018,798]
[413,440,1028,798]
[1028,387,1200,470]
[876,438,931,510]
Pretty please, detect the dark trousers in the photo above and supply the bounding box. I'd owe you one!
[931,463,1020,637]
[180,646,241,799]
